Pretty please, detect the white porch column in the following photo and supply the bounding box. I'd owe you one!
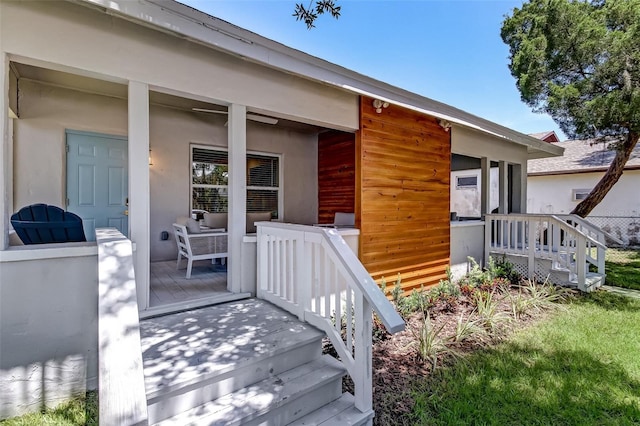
[498,160,508,214]
[128,81,150,308]
[480,157,491,216]
[0,53,9,249]
[228,104,247,294]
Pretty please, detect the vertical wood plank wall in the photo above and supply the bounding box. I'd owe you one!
[357,96,451,293]
[318,130,356,224]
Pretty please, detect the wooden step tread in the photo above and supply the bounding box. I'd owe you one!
[288,393,374,426]
[141,299,324,395]
[569,272,605,288]
[153,355,346,426]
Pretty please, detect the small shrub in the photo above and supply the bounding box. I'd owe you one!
[487,256,522,285]
[372,313,389,342]
[474,291,510,333]
[460,283,476,297]
[450,312,486,344]
[434,277,462,299]
[465,256,491,287]
[522,277,569,312]
[379,276,387,296]
[478,277,510,294]
[397,288,430,317]
[507,290,531,319]
[391,273,403,304]
[411,313,459,369]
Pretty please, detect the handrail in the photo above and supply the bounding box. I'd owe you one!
[555,214,624,245]
[96,228,148,426]
[256,222,404,415]
[485,214,607,291]
[256,222,405,333]
[550,215,607,251]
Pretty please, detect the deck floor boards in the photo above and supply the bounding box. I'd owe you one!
[140,299,323,395]
[149,260,228,307]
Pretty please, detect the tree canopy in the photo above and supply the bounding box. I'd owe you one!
[501,0,640,217]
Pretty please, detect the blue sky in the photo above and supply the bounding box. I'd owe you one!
[179,0,565,140]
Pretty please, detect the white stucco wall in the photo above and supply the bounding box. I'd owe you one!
[450,168,499,217]
[14,80,318,261]
[527,170,640,216]
[528,170,640,245]
[0,1,359,131]
[450,222,485,280]
[0,245,98,418]
[13,80,128,209]
[451,126,529,165]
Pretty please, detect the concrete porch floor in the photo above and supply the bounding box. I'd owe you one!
[150,260,228,307]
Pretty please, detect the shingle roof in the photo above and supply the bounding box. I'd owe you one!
[528,139,640,175]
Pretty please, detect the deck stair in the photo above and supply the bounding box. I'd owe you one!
[140,298,373,425]
[485,214,607,292]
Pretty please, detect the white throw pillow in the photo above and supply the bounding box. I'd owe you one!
[185,218,201,234]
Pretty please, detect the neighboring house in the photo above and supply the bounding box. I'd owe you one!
[0,0,564,423]
[528,138,640,245]
[528,130,560,143]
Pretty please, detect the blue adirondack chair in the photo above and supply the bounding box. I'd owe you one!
[11,204,86,245]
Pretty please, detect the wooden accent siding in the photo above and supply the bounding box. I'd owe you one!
[357,96,451,294]
[318,131,356,224]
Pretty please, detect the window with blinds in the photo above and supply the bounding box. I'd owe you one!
[191,146,281,218]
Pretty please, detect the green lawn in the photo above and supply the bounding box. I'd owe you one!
[411,292,640,425]
[0,392,97,426]
[605,248,640,291]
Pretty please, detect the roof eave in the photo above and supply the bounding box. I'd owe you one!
[529,164,640,176]
[74,0,563,157]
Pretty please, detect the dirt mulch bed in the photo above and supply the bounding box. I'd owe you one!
[324,287,561,425]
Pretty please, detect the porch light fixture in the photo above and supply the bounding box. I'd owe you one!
[148,149,153,166]
[372,99,389,113]
[438,119,452,132]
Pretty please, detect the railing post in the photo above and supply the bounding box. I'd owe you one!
[297,233,311,321]
[96,229,148,426]
[597,245,605,275]
[353,292,373,414]
[528,219,536,279]
[256,225,267,299]
[484,215,492,267]
[552,222,561,256]
[576,235,587,291]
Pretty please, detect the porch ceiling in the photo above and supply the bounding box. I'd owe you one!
[11,62,326,134]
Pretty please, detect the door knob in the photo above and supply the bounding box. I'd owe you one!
[124,210,129,216]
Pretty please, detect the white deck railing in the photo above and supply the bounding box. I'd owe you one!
[485,214,606,290]
[96,228,148,426]
[256,222,405,415]
[555,214,624,246]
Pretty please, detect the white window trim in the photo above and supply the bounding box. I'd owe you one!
[190,144,284,220]
[572,188,591,202]
[455,174,478,189]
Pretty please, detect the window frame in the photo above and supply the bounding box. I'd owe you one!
[455,174,478,189]
[572,188,591,202]
[190,144,283,220]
